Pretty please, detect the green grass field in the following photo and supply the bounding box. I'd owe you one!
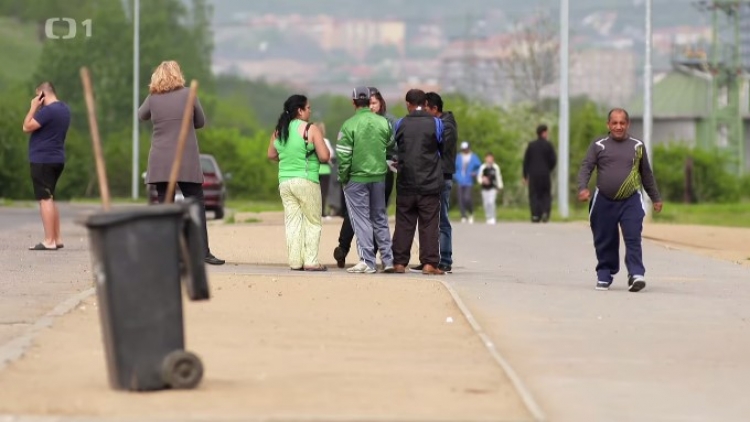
[224,199,750,228]
[0,17,42,86]
[2,197,749,228]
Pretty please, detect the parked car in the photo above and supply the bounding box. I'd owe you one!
[146,154,230,219]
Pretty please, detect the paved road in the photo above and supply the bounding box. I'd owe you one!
[0,204,98,352]
[3,205,750,421]
[447,221,750,422]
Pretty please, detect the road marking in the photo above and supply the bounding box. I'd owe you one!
[439,279,547,422]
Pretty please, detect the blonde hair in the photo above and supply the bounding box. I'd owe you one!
[313,122,326,138]
[148,60,186,94]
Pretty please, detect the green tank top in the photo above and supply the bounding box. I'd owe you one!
[274,120,320,183]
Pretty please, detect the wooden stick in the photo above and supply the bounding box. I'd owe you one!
[79,67,111,211]
[166,80,199,203]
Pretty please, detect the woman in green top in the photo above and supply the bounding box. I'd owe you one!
[267,95,330,271]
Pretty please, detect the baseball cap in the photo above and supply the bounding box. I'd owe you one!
[352,86,370,100]
[460,141,469,150]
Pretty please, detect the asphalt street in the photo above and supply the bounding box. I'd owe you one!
[0,204,98,351]
[447,221,750,422]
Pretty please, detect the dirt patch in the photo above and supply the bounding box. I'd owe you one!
[208,213,415,268]
[0,272,531,421]
[643,223,750,266]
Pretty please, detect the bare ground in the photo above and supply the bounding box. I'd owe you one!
[0,214,532,422]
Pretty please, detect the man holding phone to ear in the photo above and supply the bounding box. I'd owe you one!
[22,82,71,251]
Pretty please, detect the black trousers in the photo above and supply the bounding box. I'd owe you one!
[319,174,331,215]
[528,175,552,222]
[153,182,212,257]
[337,170,394,256]
[392,193,440,267]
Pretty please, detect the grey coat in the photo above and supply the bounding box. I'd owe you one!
[139,87,206,184]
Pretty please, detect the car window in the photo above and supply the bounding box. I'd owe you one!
[200,157,216,174]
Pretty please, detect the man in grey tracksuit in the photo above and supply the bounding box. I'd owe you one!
[577,108,663,292]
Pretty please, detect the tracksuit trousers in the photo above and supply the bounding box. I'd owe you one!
[589,190,646,283]
[343,181,394,269]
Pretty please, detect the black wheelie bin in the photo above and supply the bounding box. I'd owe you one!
[81,198,210,391]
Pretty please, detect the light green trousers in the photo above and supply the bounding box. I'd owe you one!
[279,178,323,269]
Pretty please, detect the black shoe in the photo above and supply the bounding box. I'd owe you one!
[541,213,549,223]
[333,247,347,269]
[204,254,225,265]
[628,274,646,292]
[409,264,424,273]
[438,264,452,273]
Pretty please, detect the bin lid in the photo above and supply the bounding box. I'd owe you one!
[80,203,186,228]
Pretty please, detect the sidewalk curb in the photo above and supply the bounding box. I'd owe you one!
[438,279,547,422]
[0,288,95,371]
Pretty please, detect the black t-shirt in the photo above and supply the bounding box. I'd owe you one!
[481,165,497,190]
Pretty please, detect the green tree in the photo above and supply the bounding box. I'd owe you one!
[0,85,33,199]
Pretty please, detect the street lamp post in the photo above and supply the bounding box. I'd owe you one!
[644,0,653,217]
[131,0,140,199]
[558,0,570,219]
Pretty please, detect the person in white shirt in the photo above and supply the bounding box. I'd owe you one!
[477,153,503,224]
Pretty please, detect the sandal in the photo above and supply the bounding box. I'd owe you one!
[303,265,328,272]
[29,243,57,251]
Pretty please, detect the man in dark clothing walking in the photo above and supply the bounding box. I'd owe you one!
[523,124,557,223]
[577,108,663,293]
[391,89,445,275]
[416,91,457,273]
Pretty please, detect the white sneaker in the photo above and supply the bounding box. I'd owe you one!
[347,261,376,274]
[468,216,474,224]
[487,218,496,225]
[461,217,467,223]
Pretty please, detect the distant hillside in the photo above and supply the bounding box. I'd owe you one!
[209,0,704,30]
[0,17,42,89]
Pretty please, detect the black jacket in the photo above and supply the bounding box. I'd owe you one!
[394,109,444,195]
[439,111,457,177]
[523,138,557,179]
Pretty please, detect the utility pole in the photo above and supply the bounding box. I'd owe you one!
[558,0,570,219]
[644,0,653,217]
[131,0,140,199]
[696,0,748,174]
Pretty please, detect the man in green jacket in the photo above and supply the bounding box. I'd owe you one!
[336,86,395,273]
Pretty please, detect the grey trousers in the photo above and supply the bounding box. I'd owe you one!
[343,181,394,268]
[457,185,474,218]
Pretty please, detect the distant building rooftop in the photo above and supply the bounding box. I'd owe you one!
[628,70,711,119]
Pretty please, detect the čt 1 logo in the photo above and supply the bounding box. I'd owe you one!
[44,18,93,39]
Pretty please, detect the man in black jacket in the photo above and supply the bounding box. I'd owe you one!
[421,91,457,273]
[391,89,445,275]
[523,124,557,222]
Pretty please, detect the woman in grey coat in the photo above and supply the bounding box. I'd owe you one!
[139,60,225,265]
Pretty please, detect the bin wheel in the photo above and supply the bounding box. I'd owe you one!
[161,350,203,389]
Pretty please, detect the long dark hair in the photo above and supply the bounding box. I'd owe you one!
[275,94,308,143]
[369,87,387,115]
